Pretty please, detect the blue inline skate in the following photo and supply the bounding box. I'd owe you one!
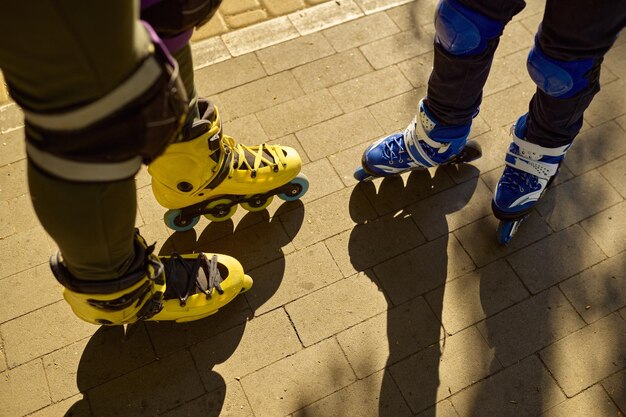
[354,99,482,181]
[492,114,571,244]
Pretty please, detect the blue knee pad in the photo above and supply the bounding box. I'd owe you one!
[527,43,595,98]
[434,0,504,56]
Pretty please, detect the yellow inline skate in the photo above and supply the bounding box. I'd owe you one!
[149,99,309,232]
[52,230,253,325]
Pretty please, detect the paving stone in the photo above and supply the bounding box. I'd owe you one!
[496,21,534,57]
[327,143,370,187]
[483,56,522,97]
[324,211,425,277]
[0,359,50,417]
[454,212,553,267]
[368,88,423,134]
[0,127,25,167]
[599,154,626,198]
[240,338,356,417]
[407,178,492,241]
[385,1,437,31]
[191,11,229,42]
[195,54,267,96]
[223,17,300,57]
[296,108,383,160]
[218,72,304,120]
[281,187,376,250]
[397,52,433,88]
[507,225,607,293]
[450,355,566,417]
[602,370,626,414]
[480,81,535,130]
[585,79,626,127]
[0,158,27,201]
[27,395,91,417]
[425,260,528,335]
[390,326,499,414]
[246,241,343,315]
[355,0,416,15]
[374,234,475,306]
[1,301,95,368]
[0,263,61,324]
[191,309,301,390]
[329,66,414,113]
[415,399,460,417]
[287,272,388,345]
[289,0,363,35]
[292,49,373,93]
[0,103,23,133]
[262,0,305,16]
[540,385,620,417]
[337,296,441,379]
[225,9,268,29]
[564,121,626,176]
[256,33,335,75]
[88,351,204,417]
[540,313,626,397]
[223,113,269,144]
[257,89,343,139]
[191,36,232,69]
[195,219,296,271]
[538,170,622,231]
[618,113,626,131]
[0,341,5,373]
[360,29,434,70]
[322,12,400,52]
[605,41,626,79]
[145,296,251,357]
[220,0,260,15]
[162,383,253,417]
[136,185,167,225]
[293,370,412,417]
[477,287,586,367]
[581,201,625,257]
[298,158,345,203]
[0,227,53,281]
[43,325,155,402]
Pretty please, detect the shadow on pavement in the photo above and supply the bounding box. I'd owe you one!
[63,201,304,417]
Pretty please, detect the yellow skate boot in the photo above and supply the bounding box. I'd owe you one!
[51,230,253,325]
[148,99,309,231]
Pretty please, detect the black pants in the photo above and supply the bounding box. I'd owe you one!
[426,0,626,147]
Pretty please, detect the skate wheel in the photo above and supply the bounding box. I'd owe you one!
[164,209,200,232]
[241,195,273,212]
[204,199,238,222]
[353,167,373,182]
[497,218,523,245]
[240,274,253,293]
[278,173,309,201]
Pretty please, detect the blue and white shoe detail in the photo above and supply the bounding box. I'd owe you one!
[492,114,571,244]
[355,99,481,181]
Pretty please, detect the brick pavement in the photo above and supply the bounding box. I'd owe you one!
[1,0,625,416]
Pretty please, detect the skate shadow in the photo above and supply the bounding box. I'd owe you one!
[344,165,479,417]
[63,202,304,417]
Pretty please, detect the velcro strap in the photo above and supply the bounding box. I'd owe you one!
[504,152,558,179]
[512,134,570,156]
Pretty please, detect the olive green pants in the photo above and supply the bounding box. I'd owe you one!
[0,0,196,280]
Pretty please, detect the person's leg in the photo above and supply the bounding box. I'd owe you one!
[356,0,525,180]
[0,0,148,279]
[492,0,626,243]
[426,0,526,125]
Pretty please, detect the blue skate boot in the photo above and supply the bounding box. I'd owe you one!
[492,114,571,244]
[354,99,482,181]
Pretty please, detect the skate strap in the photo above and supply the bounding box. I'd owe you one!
[504,151,558,180]
[512,134,570,157]
[163,253,224,306]
[403,117,437,167]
